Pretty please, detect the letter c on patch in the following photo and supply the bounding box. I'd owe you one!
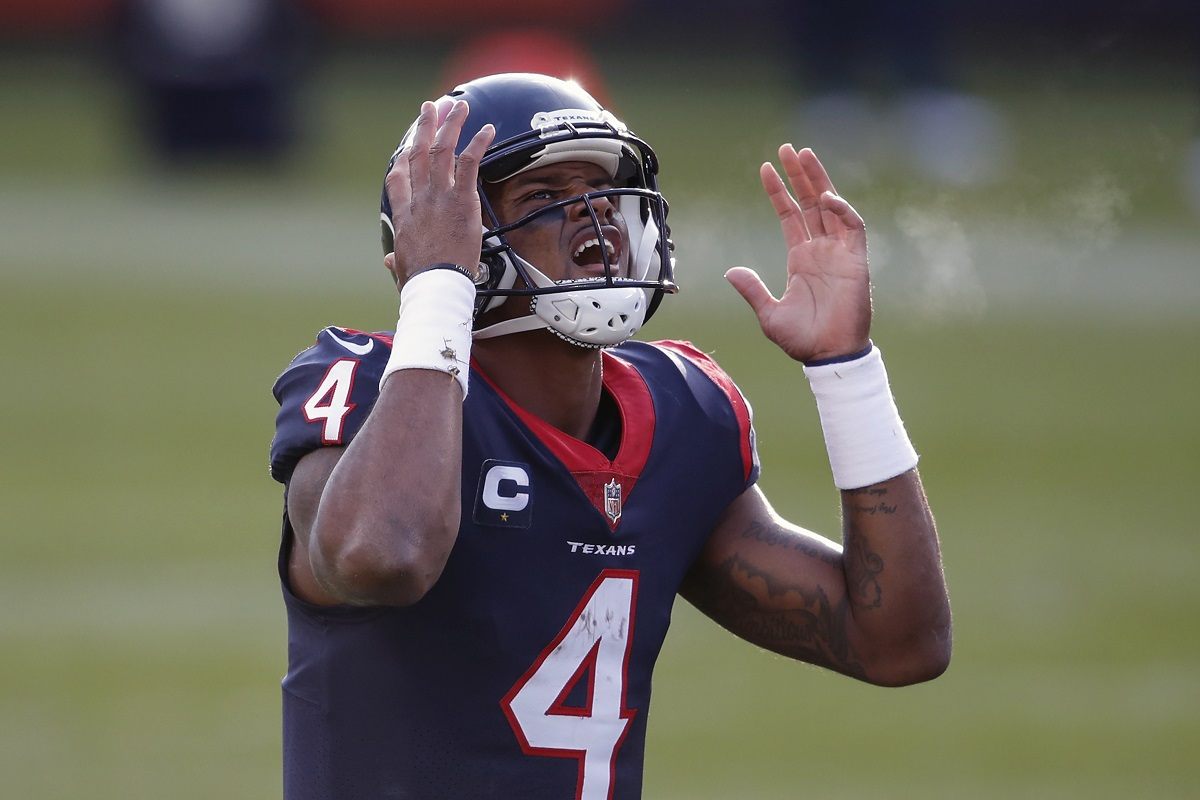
[482,464,530,511]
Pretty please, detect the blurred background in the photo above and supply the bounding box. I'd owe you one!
[1,1,1197,797]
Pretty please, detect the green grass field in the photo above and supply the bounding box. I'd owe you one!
[2,45,1198,798]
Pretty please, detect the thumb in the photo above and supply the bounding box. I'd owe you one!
[725,266,777,318]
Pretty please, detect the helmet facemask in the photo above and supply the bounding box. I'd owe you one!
[473,173,671,348]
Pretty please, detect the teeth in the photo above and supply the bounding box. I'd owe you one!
[573,238,616,259]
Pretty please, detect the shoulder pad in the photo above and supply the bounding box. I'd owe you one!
[648,340,759,486]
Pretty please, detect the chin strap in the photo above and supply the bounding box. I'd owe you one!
[472,254,558,341]
[472,312,549,341]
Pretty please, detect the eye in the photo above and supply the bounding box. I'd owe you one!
[522,188,555,204]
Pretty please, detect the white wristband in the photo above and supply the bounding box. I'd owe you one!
[803,346,919,490]
[380,268,476,398]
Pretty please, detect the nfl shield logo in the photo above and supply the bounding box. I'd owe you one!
[603,478,622,524]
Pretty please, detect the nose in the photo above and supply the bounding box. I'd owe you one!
[569,187,616,224]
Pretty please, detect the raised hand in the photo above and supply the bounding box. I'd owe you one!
[383,98,495,288]
[726,145,872,363]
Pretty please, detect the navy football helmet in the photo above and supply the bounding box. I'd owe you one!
[380,73,676,347]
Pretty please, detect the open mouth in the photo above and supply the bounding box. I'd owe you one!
[569,226,624,277]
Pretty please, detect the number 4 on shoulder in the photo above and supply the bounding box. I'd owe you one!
[302,358,359,444]
[503,570,639,800]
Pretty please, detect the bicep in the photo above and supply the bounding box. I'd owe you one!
[682,485,845,602]
[287,446,345,541]
[681,485,868,679]
[284,446,346,606]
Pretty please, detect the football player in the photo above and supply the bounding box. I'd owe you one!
[270,73,951,799]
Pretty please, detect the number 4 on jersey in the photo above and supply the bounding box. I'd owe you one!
[302,358,359,444]
[502,570,639,800]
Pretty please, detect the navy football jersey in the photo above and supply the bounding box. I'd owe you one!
[270,326,759,800]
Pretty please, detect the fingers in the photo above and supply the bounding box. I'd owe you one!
[725,266,778,319]
[819,190,868,257]
[760,162,809,246]
[407,98,475,189]
[384,150,412,228]
[433,96,455,126]
[763,144,847,243]
[795,146,837,197]
[455,121,494,195]
[391,99,492,223]
[429,99,468,179]
[387,98,491,280]
[779,144,825,238]
[407,101,437,186]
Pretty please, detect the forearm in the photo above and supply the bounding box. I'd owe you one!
[839,469,951,684]
[311,370,464,605]
[714,145,950,683]
[304,264,475,604]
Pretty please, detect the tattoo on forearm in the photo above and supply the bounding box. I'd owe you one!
[690,554,867,680]
[846,485,897,516]
[846,535,884,609]
[842,487,889,609]
[738,519,840,565]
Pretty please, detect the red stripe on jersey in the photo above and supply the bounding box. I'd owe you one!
[335,327,394,347]
[473,352,654,531]
[653,340,754,483]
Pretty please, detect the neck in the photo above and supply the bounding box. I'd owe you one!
[472,331,604,440]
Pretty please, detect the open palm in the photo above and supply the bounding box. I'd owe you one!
[727,146,872,363]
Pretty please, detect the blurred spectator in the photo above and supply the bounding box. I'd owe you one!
[783,0,1012,188]
[115,0,309,162]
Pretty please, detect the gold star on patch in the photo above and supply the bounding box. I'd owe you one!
[500,512,509,522]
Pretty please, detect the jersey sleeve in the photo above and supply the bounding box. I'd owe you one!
[651,340,760,488]
[269,327,392,484]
